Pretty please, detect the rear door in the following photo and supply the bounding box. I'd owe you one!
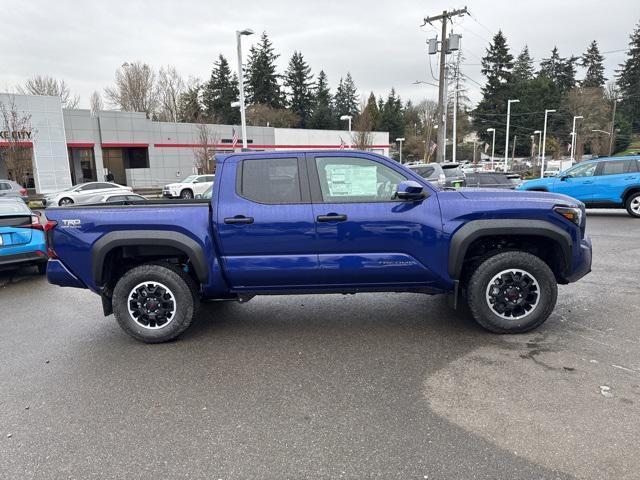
[216,154,319,289]
[591,159,639,203]
[306,152,443,287]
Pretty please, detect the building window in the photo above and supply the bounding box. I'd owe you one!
[68,147,97,184]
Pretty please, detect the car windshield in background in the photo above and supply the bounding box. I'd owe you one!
[0,200,30,214]
[410,166,436,179]
[182,175,198,183]
[442,167,463,177]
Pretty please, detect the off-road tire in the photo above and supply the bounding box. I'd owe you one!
[624,192,640,218]
[112,263,197,343]
[467,251,557,333]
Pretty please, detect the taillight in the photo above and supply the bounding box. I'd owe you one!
[20,188,28,196]
[19,215,44,230]
[44,220,58,259]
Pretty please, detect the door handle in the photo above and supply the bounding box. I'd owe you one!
[317,213,348,222]
[224,215,254,225]
[582,180,594,184]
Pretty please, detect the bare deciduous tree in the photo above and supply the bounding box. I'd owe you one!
[157,66,185,123]
[417,100,438,162]
[0,96,33,186]
[246,104,299,128]
[563,87,611,160]
[192,124,219,174]
[17,75,80,108]
[89,91,103,117]
[352,99,374,150]
[104,62,158,118]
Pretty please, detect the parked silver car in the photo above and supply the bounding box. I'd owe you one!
[0,179,29,202]
[43,182,132,207]
[82,192,147,204]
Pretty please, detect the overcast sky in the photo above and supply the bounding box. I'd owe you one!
[1,0,638,109]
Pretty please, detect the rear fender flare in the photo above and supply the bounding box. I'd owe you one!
[92,230,208,286]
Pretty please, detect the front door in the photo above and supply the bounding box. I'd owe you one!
[306,152,443,287]
[216,154,318,290]
[552,161,598,201]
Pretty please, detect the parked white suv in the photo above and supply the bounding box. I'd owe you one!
[43,182,132,207]
[163,175,214,199]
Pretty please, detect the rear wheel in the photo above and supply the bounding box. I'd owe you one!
[466,251,557,333]
[180,189,193,199]
[624,192,640,218]
[58,197,74,206]
[112,263,197,343]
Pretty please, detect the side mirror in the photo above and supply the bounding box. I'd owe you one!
[192,180,199,184]
[559,174,570,181]
[395,180,425,201]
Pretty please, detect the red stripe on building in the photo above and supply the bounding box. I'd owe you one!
[0,141,33,148]
[153,143,391,149]
[67,142,95,148]
[101,143,149,148]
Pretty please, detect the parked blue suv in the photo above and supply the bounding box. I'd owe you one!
[0,198,48,273]
[518,156,640,217]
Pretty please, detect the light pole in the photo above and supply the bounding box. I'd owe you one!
[540,109,556,178]
[340,115,352,148]
[236,28,254,150]
[396,137,406,163]
[505,99,520,172]
[570,115,584,162]
[533,130,542,167]
[486,128,496,170]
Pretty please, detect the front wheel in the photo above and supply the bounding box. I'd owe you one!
[112,263,197,343]
[466,251,557,333]
[180,189,193,199]
[625,192,640,218]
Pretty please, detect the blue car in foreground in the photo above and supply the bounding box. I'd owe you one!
[0,198,48,274]
[45,150,592,343]
[518,156,640,218]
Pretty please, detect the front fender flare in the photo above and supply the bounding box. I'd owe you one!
[448,219,572,280]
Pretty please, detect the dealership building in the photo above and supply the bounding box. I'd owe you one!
[0,93,390,194]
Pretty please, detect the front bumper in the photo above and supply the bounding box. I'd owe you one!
[563,236,592,283]
[0,251,48,270]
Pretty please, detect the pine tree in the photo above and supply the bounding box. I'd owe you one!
[284,51,314,128]
[513,45,535,81]
[333,72,359,121]
[378,88,404,141]
[473,30,515,155]
[617,21,640,131]
[363,92,379,130]
[309,70,333,129]
[539,47,577,95]
[202,54,240,124]
[581,40,607,88]
[177,83,203,123]
[245,32,283,108]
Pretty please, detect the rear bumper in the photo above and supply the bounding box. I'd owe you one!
[0,251,48,270]
[563,236,592,283]
[46,259,86,289]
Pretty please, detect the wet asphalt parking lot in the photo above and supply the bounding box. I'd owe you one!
[1,209,639,479]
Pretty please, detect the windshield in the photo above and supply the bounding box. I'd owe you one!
[181,175,198,183]
[410,166,437,179]
[202,186,213,199]
[443,167,463,177]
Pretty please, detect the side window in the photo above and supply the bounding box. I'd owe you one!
[600,160,628,176]
[78,183,95,191]
[315,156,407,203]
[0,183,9,191]
[239,158,301,204]
[94,183,115,190]
[204,175,215,182]
[107,195,126,203]
[568,162,597,178]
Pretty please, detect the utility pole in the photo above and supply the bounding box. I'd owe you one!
[609,97,618,156]
[511,135,517,164]
[423,7,468,163]
[452,50,461,164]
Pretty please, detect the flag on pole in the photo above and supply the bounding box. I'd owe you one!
[231,128,239,149]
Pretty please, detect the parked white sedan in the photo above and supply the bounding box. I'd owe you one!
[43,182,132,207]
[163,175,214,199]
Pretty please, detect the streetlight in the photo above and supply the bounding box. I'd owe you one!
[236,28,254,150]
[340,115,353,148]
[396,137,406,163]
[533,130,542,167]
[505,99,520,171]
[486,128,496,170]
[570,115,584,162]
[413,80,439,87]
[540,109,556,178]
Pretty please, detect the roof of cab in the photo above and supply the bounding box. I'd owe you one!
[214,149,379,164]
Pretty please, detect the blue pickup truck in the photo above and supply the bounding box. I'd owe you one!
[44,150,592,343]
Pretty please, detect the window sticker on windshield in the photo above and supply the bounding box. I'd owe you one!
[324,165,378,196]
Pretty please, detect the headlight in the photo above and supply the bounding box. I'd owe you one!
[554,206,583,226]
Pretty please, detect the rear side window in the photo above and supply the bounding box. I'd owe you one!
[239,158,301,204]
[411,166,436,178]
[0,183,10,191]
[106,195,127,203]
[443,167,462,177]
[600,160,628,176]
